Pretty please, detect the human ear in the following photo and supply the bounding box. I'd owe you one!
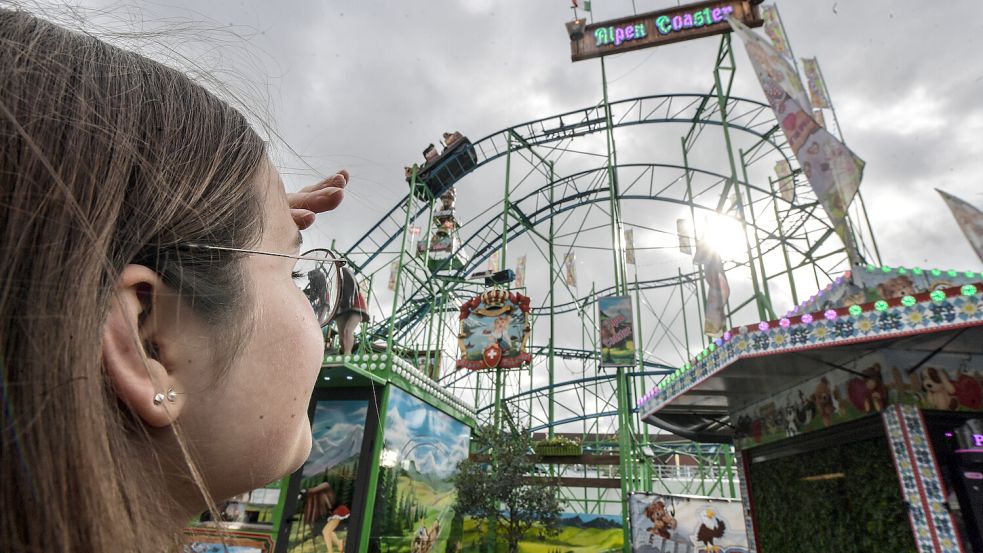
[102,264,185,428]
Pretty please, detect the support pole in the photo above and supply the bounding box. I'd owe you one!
[388,172,419,350]
[713,36,767,322]
[600,56,632,553]
[356,384,391,553]
[548,162,556,438]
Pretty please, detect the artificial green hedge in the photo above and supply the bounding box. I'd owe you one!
[748,436,917,553]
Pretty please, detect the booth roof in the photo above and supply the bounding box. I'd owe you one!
[636,281,983,443]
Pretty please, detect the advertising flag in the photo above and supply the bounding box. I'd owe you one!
[937,189,983,262]
[813,109,827,128]
[760,5,791,59]
[514,255,527,288]
[802,57,832,109]
[563,252,577,287]
[774,160,794,203]
[598,296,635,367]
[625,229,636,265]
[358,277,372,303]
[387,261,399,291]
[676,218,694,255]
[487,251,500,272]
[730,17,863,262]
[694,240,730,337]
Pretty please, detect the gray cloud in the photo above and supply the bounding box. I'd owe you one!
[24,1,983,431]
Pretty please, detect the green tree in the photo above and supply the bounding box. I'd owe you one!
[452,425,562,553]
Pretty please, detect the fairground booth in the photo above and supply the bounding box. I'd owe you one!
[638,266,983,552]
[181,352,476,553]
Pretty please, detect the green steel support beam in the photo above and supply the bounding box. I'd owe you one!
[388,170,419,350]
[548,161,556,439]
[356,383,391,553]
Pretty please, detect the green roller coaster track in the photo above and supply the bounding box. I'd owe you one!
[341,34,879,552]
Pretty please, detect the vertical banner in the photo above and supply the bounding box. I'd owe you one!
[514,254,527,288]
[731,18,863,263]
[563,252,577,287]
[695,241,730,337]
[760,5,791,59]
[598,295,635,367]
[387,261,398,291]
[802,57,832,109]
[676,218,694,255]
[937,189,983,262]
[774,160,795,203]
[813,109,827,128]
[625,229,636,265]
[358,277,372,306]
[629,493,749,552]
[487,250,500,272]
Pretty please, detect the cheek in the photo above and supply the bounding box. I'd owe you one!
[268,287,324,381]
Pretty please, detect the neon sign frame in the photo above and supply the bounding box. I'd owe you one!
[569,0,762,63]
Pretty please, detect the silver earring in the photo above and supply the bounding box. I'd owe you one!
[153,392,165,406]
[166,388,178,402]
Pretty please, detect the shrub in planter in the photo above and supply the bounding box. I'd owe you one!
[533,436,582,456]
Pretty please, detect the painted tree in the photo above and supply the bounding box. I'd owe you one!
[452,426,562,553]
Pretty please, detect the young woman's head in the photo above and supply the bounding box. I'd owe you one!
[0,8,325,551]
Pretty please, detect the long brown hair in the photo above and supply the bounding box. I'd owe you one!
[0,8,268,552]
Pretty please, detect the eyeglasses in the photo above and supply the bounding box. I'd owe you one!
[181,243,346,328]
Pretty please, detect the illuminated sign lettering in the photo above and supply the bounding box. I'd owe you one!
[655,5,733,35]
[975,433,983,447]
[569,0,762,63]
[594,23,647,47]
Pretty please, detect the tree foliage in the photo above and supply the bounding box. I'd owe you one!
[452,425,562,553]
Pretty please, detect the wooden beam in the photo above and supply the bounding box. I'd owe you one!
[469,454,622,465]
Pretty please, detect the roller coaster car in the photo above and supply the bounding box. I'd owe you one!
[407,136,477,201]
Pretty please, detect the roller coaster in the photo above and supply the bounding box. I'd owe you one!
[338,32,879,538]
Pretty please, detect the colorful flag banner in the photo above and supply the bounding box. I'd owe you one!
[802,57,832,109]
[813,109,827,128]
[387,261,398,291]
[774,160,795,203]
[598,295,635,367]
[676,218,694,255]
[624,229,636,265]
[694,240,730,337]
[487,251,500,272]
[358,277,372,303]
[760,5,791,59]
[563,252,577,287]
[514,255,527,288]
[732,17,809,109]
[731,17,864,263]
[408,225,422,256]
[937,189,983,262]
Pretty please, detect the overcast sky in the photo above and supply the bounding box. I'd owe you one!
[35,0,982,269]
[19,1,983,428]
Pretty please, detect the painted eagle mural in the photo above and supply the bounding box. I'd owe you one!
[695,506,726,552]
